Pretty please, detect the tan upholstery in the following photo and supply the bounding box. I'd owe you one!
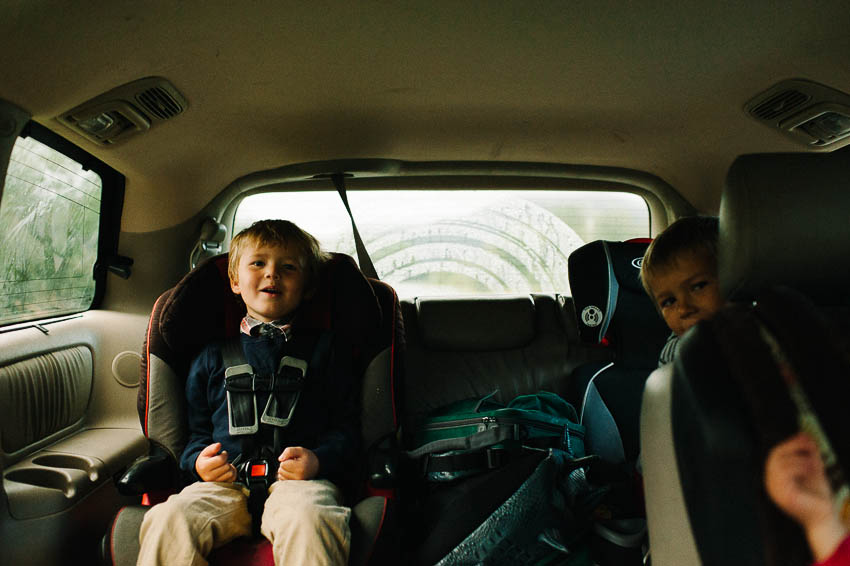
[0,346,92,458]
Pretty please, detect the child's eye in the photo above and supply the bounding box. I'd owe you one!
[659,297,674,309]
[250,260,265,267]
[691,280,708,292]
[282,263,298,271]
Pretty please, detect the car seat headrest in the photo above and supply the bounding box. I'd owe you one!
[159,252,381,361]
[720,146,850,305]
[415,296,535,351]
[568,240,668,366]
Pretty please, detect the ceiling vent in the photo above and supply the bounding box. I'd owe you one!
[750,89,809,121]
[57,77,187,146]
[135,86,185,120]
[745,79,850,149]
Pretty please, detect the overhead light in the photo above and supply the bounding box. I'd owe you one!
[56,77,186,146]
[781,104,850,147]
[745,79,850,150]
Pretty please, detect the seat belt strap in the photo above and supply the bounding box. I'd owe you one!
[331,173,379,279]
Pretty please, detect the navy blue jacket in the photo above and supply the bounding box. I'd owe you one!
[180,327,359,485]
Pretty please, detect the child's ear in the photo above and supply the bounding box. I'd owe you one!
[230,278,241,295]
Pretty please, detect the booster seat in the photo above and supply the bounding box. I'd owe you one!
[567,239,669,466]
[102,252,404,566]
[566,239,670,564]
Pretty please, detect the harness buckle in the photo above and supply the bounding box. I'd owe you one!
[236,457,276,538]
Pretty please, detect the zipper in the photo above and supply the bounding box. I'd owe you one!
[423,415,582,438]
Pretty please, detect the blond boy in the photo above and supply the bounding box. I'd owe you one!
[640,216,724,365]
[138,220,356,566]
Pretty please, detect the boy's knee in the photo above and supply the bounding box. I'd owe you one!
[141,499,192,535]
[264,488,349,539]
[293,502,349,529]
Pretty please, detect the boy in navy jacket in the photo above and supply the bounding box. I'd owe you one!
[138,219,358,566]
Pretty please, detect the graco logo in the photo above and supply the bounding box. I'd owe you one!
[581,305,603,327]
[631,257,643,269]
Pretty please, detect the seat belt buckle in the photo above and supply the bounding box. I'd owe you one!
[238,457,275,490]
[237,457,275,539]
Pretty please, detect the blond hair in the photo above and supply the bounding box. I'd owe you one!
[640,216,719,299]
[228,219,329,295]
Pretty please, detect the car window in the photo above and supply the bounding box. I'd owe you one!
[0,134,103,325]
[234,190,648,297]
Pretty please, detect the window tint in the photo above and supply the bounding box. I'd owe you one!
[0,135,103,324]
[234,190,648,297]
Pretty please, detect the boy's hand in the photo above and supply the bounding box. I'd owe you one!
[278,446,319,480]
[764,433,848,560]
[195,442,237,483]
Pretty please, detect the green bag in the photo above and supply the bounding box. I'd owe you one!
[408,391,586,482]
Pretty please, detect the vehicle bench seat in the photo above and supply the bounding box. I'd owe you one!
[399,293,610,446]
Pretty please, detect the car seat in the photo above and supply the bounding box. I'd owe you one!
[567,239,669,467]
[102,252,404,566]
[566,239,670,563]
[641,147,850,566]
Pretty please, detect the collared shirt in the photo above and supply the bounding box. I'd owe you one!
[240,315,293,341]
[658,333,679,367]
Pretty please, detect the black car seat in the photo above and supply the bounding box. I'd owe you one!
[567,239,669,467]
[566,239,671,563]
[102,252,404,566]
[641,147,850,566]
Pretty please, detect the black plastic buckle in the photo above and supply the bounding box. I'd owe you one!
[237,458,275,538]
[245,460,270,485]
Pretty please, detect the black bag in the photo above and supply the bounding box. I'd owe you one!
[404,392,596,566]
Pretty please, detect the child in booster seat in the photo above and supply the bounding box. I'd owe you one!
[137,219,358,566]
[639,216,725,365]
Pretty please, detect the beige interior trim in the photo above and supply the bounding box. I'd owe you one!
[641,365,701,566]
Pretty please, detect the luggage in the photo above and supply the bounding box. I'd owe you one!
[408,391,586,482]
[404,391,594,565]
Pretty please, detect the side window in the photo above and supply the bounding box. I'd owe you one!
[234,190,648,297]
[0,128,112,325]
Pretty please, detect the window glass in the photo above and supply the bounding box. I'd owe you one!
[0,135,102,324]
[234,190,648,297]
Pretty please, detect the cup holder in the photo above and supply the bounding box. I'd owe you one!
[32,453,99,482]
[4,468,77,498]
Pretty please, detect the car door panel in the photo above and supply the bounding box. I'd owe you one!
[0,311,148,564]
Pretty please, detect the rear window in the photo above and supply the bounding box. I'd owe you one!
[234,190,648,297]
[0,134,103,325]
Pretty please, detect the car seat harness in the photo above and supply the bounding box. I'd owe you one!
[220,331,332,537]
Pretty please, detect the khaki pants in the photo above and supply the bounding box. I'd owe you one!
[137,479,350,566]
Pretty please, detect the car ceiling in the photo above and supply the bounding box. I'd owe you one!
[2,1,850,233]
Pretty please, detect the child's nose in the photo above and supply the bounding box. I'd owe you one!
[677,297,695,316]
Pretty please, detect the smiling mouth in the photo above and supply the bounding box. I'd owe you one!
[261,288,281,295]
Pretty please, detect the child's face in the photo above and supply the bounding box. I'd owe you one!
[230,241,306,323]
[648,251,724,337]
